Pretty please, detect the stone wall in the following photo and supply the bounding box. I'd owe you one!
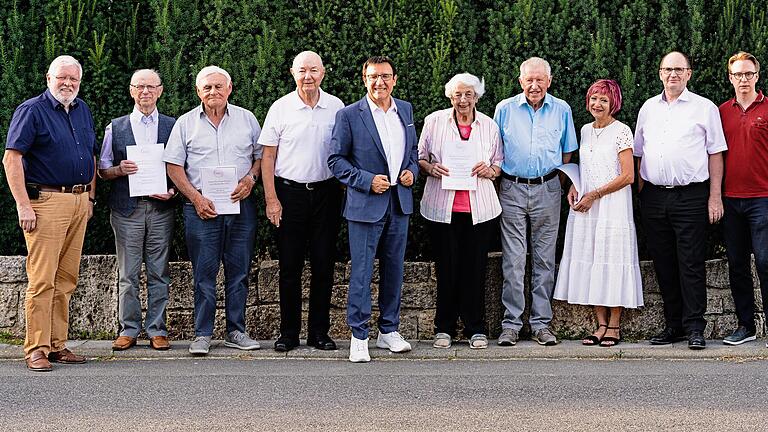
[0,254,762,341]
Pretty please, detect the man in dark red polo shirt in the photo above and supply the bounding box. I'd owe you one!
[718,51,768,347]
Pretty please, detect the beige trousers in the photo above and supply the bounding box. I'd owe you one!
[23,191,89,359]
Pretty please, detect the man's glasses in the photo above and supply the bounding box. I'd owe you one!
[730,72,757,81]
[366,73,393,82]
[131,84,162,92]
[659,67,691,76]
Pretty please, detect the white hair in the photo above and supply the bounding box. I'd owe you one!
[130,69,161,84]
[47,55,82,79]
[444,73,485,98]
[519,57,551,78]
[195,65,231,88]
[292,51,324,71]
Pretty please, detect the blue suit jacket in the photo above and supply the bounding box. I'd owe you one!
[328,96,419,223]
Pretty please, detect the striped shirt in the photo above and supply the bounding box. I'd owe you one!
[418,108,502,224]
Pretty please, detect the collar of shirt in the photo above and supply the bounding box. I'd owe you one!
[196,103,230,120]
[728,89,766,108]
[44,89,79,111]
[658,87,692,104]
[366,94,397,114]
[442,108,481,128]
[130,106,158,125]
[290,88,330,110]
[514,92,552,110]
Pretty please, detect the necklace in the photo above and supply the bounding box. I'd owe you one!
[590,119,615,151]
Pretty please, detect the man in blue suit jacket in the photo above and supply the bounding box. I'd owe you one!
[328,56,418,362]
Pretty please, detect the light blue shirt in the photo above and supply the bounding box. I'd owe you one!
[493,93,578,178]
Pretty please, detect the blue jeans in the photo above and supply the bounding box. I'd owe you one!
[723,197,768,332]
[183,196,257,336]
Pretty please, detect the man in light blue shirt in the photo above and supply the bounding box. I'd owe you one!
[493,57,578,346]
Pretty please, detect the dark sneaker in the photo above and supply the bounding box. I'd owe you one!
[532,327,558,346]
[497,328,519,346]
[688,330,706,350]
[723,326,756,346]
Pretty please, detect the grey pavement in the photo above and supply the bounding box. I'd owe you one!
[1,357,767,431]
[2,338,768,361]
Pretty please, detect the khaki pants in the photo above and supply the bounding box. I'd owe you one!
[23,191,89,359]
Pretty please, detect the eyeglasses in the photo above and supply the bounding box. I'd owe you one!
[659,67,691,76]
[730,71,757,81]
[55,75,80,84]
[366,73,393,82]
[131,84,162,92]
[451,91,476,100]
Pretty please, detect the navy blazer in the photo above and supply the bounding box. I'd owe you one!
[328,96,419,223]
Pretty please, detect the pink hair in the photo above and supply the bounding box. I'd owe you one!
[585,79,622,115]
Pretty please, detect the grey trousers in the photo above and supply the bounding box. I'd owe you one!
[499,176,561,331]
[111,200,174,338]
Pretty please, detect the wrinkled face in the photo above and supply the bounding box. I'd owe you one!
[519,65,551,106]
[659,53,691,96]
[130,71,163,112]
[450,83,478,117]
[588,92,611,122]
[363,62,397,105]
[291,55,325,95]
[196,73,232,111]
[729,59,759,97]
[46,64,81,105]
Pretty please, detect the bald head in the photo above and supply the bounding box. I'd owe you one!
[658,51,692,101]
[291,51,325,105]
[292,51,324,71]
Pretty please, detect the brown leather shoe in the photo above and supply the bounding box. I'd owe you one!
[47,348,86,364]
[149,335,171,351]
[26,350,53,372]
[112,336,137,351]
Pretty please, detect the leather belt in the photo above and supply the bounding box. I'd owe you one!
[276,176,335,191]
[27,183,91,194]
[647,181,705,190]
[500,170,558,185]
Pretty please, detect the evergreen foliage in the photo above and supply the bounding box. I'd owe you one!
[2,0,766,259]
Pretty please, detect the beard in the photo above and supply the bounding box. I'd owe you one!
[50,86,79,106]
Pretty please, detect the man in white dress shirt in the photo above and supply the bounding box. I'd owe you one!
[634,51,727,350]
[260,51,345,352]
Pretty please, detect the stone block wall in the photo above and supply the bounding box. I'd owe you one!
[0,254,762,341]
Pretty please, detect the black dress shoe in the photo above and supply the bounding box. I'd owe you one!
[688,330,706,350]
[274,336,299,352]
[649,327,687,345]
[307,333,337,350]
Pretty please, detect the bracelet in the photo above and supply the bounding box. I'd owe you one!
[88,197,96,204]
[595,188,603,198]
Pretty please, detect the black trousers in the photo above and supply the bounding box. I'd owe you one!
[430,213,495,338]
[640,182,708,332]
[275,178,342,339]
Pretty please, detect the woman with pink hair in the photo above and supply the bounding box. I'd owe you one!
[553,79,643,347]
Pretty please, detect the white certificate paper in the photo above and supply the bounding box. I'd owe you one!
[441,140,479,191]
[557,163,582,196]
[126,143,168,197]
[200,166,240,215]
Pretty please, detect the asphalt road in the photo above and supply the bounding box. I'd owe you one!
[1,358,766,431]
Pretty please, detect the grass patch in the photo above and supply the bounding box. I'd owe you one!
[0,331,23,345]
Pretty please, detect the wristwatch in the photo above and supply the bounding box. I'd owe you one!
[249,173,258,182]
[88,197,96,205]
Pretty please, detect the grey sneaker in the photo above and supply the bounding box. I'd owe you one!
[533,327,558,346]
[224,330,261,350]
[722,326,756,345]
[497,328,519,346]
[188,336,212,356]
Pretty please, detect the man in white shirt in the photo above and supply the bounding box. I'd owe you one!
[634,51,727,350]
[98,69,176,352]
[260,51,345,352]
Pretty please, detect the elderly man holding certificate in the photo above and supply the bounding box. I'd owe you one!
[164,65,263,356]
[418,73,502,350]
[98,69,176,351]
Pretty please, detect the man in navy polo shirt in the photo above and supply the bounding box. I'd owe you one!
[2,55,97,372]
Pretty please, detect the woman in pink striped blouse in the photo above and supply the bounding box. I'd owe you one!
[418,73,503,350]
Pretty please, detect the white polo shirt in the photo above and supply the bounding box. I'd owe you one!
[366,95,406,185]
[634,88,727,186]
[258,88,344,183]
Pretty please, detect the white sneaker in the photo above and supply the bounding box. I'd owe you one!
[376,331,412,353]
[349,336,370,363]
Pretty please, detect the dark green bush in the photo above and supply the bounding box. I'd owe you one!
[2,0,766,260]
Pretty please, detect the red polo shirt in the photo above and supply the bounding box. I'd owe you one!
[719,90,768,198]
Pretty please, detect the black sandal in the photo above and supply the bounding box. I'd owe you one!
[582,324,607,346]
[600,326,621,347]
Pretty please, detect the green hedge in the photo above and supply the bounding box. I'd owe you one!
[2,0,766,260]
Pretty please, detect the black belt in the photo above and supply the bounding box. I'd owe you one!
[27,183,91,194]
[275,176,335,191]
[647,181,706,190]
[500,171,558,185]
